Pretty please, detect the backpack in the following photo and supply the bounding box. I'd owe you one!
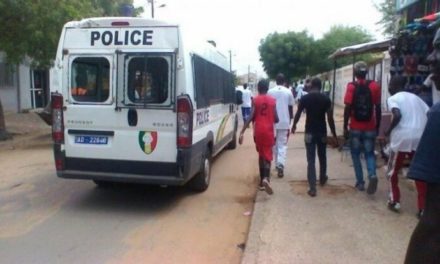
[352,81,373,121]
[236,90,243,105]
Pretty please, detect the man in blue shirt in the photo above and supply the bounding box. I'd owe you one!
[404,102,440,263]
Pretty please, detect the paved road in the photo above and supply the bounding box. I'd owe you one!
[0,138,258,264]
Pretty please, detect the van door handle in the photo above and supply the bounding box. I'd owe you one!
[128,108,138,127]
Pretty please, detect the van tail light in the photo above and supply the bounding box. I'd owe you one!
[51,92,64,144]
[177,95,193,148]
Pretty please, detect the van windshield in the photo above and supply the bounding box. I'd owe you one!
[125,56,170,105]
[70,57,110,103]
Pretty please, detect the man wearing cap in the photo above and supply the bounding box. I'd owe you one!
[343,61,381,194]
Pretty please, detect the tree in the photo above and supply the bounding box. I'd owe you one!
[0,0,142,140]
[259,31,315,81]
[258,26,373,80]
[311,25,373,74]
[375,0,397,37]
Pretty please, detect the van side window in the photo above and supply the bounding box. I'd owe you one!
[127,57,169,104]
[193,55,234,109]
[71,57,110,103]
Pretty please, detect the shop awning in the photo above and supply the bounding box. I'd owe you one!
[328,38,391,59]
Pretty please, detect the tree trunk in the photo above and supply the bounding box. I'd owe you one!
[0,97,12,141]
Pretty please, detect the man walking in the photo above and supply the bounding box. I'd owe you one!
[241,83,253,123]
[239,79,278,194]
[291,77,338,197]
[404,102,440,263]
[268,73,295,178]
[343,61,381,194]
[385,76,429,215]
[322,75,332,98]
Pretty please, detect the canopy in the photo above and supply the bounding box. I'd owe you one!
[328,39,391,59]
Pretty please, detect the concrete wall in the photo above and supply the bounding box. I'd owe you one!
[327,53,391,111]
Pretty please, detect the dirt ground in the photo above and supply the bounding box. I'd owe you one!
[0,112,259,264]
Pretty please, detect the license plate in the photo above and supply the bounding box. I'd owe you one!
[75,135,108,145]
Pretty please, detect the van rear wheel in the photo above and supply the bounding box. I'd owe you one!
[188,150,211,192]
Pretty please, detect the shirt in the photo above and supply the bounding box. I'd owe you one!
[323,80,332,92]
[408,102,440,183]
[253,94,276,146]
[423,73,440,105]
[241,89,253,108]
[387,91,429,152]
[268,85,295,130]
[344,79,381,131]
[297,92,331,134]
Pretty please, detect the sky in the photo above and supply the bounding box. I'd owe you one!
[133,0,385,77]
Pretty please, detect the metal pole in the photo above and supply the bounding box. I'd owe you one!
[332,59,337,111]
[248,65,250,83]
[229,50,232,73]
[152,1,155,18]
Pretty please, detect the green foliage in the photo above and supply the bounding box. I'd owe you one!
[259,31,314,81]
[0,0,142,69]
[312,25,373,74]
[375,0,397,37]
[259,25,373,79]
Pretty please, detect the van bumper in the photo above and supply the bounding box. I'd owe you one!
[57,143,204,185]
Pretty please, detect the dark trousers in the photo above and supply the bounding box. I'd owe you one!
[305,133,327,191]
[405,183,440,263]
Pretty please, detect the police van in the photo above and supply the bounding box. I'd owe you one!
[50,17,238,192]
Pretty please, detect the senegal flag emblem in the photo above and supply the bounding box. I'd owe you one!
[138,131,158,154]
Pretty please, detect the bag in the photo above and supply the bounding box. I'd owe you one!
[352,81,373,121]
[236,90,243,105]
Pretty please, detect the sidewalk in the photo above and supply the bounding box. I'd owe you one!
[0,111,51,151]
[241,106,419,264]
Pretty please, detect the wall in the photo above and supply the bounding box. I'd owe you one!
[327,53,391,111]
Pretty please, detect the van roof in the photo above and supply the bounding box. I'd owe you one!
[64,17,178,28]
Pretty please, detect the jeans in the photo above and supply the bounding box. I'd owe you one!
[305,133,327,191]
[349,130,377,185]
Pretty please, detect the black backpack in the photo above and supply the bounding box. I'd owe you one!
[235,90,243,105]
[352,81,373,121]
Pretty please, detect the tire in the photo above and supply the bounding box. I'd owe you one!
[226,130,237,150]
[93,180,113,188]
[188,149,211,192]
[226,117,238,150]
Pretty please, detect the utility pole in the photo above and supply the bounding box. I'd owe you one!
[248,65,250,83]
[228,50,232,73]
[147,0,155,18]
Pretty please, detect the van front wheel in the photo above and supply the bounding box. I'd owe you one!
[188,150,211,192]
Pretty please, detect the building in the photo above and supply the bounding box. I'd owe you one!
[0,52,49,113]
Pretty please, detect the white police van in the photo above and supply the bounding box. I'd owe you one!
[50,17,238,191]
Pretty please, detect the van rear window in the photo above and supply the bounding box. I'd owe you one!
[71,57,110,103]
[126,56,169,105]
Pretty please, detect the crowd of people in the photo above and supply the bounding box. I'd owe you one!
[236,28,440,263]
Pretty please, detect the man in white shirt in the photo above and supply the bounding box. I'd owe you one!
[385,76,429,216]
[268,73,295,177]
[241,83,253,123]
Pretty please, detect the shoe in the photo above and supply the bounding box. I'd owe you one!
[417,210,424,219]
[277,166,284,178]
[355,183,365,191]
[258,183,265,191]
[388,201,401,213]
[307,189,317,197]
[367,177,378,195]
[319,175,328,186]
[262,178,273,195]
